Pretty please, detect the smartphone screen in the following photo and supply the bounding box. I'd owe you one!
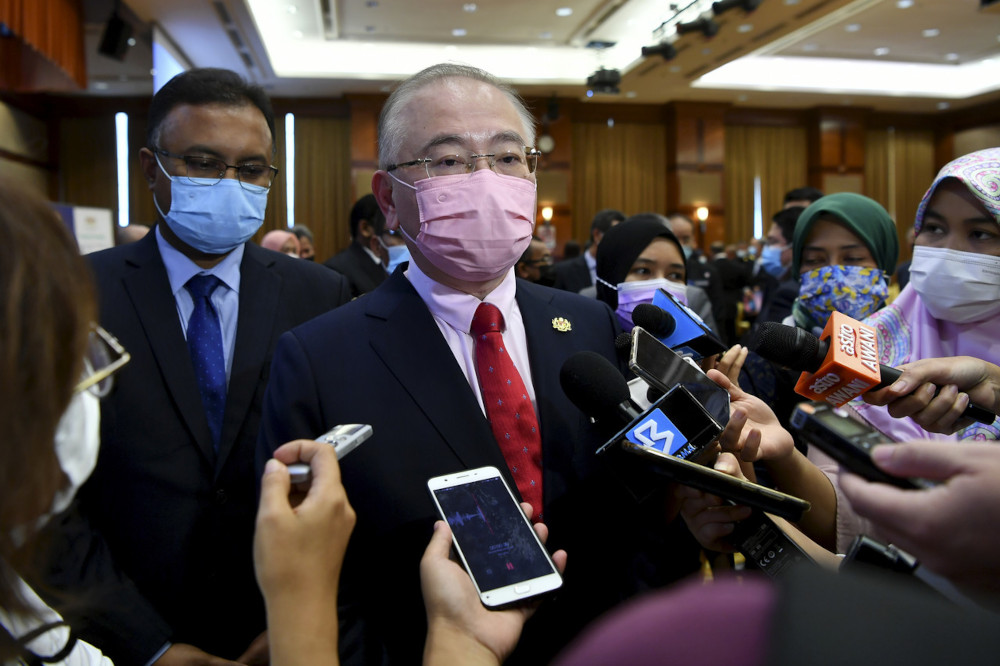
[428,467,562,607]
[630,327,731,429]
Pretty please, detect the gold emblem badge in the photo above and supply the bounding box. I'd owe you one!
[551,317,572,332]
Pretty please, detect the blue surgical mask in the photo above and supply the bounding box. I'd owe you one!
[378,236,411,275]
[153,155,268,255]
[759,244,787,278]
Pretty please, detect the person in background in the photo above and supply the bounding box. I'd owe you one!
[323,194,389,297]
[552,208,625,293]
[261,229,301,257]
[748,206,803,331]
[514,236,555,286]
[561,238,581,260]
[291,225,315,260]
[37,67,351,666]
[783,186,824,210]
[666,213,728,341]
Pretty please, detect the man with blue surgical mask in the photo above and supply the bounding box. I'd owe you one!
[749,206,803,332]
[38,68,350,666]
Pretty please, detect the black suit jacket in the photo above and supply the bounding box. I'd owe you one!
[552,254,592,294]
[323,242,387,297]
[258,270,699,664]
[41,232,350,665]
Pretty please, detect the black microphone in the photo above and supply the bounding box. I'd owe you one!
[560,351,813,576]
[632,303,676,337]
[754,322,995,425]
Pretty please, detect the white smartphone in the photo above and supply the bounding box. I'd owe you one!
[427,466,563,608]
[287,424,373,484]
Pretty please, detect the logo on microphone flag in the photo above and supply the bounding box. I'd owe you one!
[626,408,689,456]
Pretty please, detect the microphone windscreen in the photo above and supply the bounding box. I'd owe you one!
[632,303,676,337]
[615,332,632,361]
[560,351,630,420]
[753,322,822,373]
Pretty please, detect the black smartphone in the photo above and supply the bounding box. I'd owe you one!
[790,402,935,490]
[427,466,562,607]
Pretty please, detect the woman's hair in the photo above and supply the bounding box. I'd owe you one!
[0,180,96,623]
[595,214,685,310]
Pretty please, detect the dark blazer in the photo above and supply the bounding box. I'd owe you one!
[552,254,592,294]
[258,270,699,664]
[323,242,387,297]
[41,231,350,665]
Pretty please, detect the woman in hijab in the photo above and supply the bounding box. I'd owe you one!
[852,147,1000,442]
[261,229,301,257]
[595,214,688,332]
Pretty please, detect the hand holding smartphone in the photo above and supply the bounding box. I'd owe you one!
[427,467,563,607]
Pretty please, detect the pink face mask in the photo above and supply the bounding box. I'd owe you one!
[389,169,537,282]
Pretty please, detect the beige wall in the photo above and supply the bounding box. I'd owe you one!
[954,125,1000,158]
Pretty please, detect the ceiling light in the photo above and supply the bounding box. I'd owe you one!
[738,24,753,33]
[365,25,375,32]
[737,94,749,101]
[945,52,959,61]
[292,30,303,39]
[845,23,861,32]
[287,5,297,14]
[94,81,109,90]
[127,37,136,46]
[452,28,467,37]
[555,7,573,17]
[874,47,890,56]
[626,91,637,98]
[669,65,682,73]
[896,0,913,7]
[922,28,940,37]
[365,0,378,6]
[803,43,818,52]
[937,102,950,110]
[463,3,477,11]
[784,0,800,4]
[539,31,553,39]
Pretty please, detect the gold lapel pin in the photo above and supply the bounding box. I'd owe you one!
[551,317,572,332]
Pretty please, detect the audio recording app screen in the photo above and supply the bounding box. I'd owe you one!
[434,477,553,591]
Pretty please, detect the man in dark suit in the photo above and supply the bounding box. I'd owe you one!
[323,194,390,297]
[40,68,350,666]
[259,63,695,665]
[552,208,624,293]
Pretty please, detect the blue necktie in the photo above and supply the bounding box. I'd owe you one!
[185,275,227,448]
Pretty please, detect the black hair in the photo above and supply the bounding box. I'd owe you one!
[518,236,544,265]
[771,206,805,244]
[146,68,276,154]
[783,187,824,205]
[349,194,381,239]
[590,209,626,237]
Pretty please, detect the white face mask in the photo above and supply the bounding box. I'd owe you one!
[909,245,1000,324]
[48,389,101,520]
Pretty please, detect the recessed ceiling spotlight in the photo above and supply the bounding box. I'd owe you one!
[463,3,477,11]
[945,52,959,61]
[937,102,950,110]
[556,7,573,17]
[737,94,749,102]
[452,28,467,37]
[845,23,861,32]
[874,47,890,56]
[922,28,940,37]
[365,25,375,32]
[896,0,913,7]
[626,91,637,98]
[127,37,136,46]
[292,30,303,39]
[702,47,712,55]
[669,65,681,73]
[738,24,753,33]
[94,81,109,90]
[287,5,297,14]
[784,0,800,4]
[586,90,594,98]
[539,31,553,39]
[802,43,818,52]
[365,0,378,7]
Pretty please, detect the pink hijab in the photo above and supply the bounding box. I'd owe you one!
[261,230,300,256]
[852,148,1000,441]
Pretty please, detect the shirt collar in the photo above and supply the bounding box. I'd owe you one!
[156,225,244,296]
[405,261,517,335]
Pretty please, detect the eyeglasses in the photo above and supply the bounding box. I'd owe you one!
[75,325,131,398]
[386,146,540,180]
[155,149,279,189]
[524,256,553,266]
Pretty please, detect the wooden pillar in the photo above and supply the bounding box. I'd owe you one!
[664,101,728,252]
[346,94,384,201]
[806,108,868,195]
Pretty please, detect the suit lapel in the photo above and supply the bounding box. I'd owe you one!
[217,245,281,470]
[120,236,217,463]
[366,273,508,473]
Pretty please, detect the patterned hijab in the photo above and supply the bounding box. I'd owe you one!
[854,147,1000,441]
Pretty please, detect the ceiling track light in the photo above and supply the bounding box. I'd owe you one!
[641,41,678,60]
[712,0,763,15]
[676,16,720,38]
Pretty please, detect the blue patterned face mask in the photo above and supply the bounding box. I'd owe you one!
[796,265,888,326]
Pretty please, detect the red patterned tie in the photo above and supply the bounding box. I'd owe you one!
[471,302,544,520]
